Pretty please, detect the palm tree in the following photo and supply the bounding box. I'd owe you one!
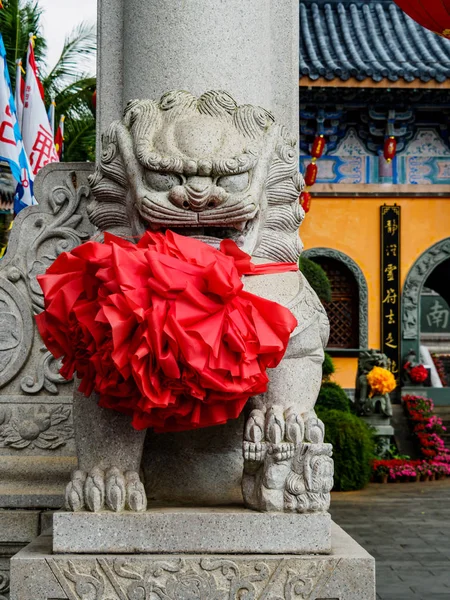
[0,0,46,88]
[0,0,96,161]
[42,22,96,162]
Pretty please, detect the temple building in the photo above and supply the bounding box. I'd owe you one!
[300,0,450,402]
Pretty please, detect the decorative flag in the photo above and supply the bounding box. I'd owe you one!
[15,59,25,129]
[54,115,65,160]
[47,98,56,134]
[22,34,58,178]
[0,34,34,212]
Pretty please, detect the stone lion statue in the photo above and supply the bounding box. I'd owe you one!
[66,90,333,514]
[355,349,393,418]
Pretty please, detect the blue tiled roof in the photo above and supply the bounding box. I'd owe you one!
[300,0,450,83]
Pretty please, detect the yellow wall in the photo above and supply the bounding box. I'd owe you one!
[301,194,450,388]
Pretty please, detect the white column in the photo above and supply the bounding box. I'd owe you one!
[96,0,299,147]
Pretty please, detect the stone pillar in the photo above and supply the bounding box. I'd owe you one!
[96,0,300,506]
[97,0,299,149]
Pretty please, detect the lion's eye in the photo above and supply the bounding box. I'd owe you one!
[216,172,249,193]
[145,171,182,191]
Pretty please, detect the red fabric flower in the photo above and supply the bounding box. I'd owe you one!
[36,231,298,432]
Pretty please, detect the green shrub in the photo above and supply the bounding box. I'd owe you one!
[317,382,351,413]
[298,256,332,302]
[322,352,335,381]
[316,408,375,491]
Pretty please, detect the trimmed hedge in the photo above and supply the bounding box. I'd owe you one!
[322,352,335,381]
[317,408,375,491]
[317,381,351,413]
[299,256,332,302]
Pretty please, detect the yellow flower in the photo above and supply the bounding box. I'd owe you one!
[367,366,396,397]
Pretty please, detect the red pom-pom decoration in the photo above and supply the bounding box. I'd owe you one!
[36,231,298,433]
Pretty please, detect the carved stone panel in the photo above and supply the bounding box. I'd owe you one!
[0,164,93,506]
[0,163,95,397]
[10,529,376,600]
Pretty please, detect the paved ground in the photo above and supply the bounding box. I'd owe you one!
[330,479,450,600]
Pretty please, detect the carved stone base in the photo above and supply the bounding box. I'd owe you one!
[53,508,331,554]
[10,525,376,600]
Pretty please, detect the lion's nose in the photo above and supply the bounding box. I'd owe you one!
[187,177,210,194]
[184,177,214,211]
[168,177,226,212]
[185,185,210,209]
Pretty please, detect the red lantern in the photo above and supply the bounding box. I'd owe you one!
[92,90,97,111]
[311,135,325,159]
[394,1,450,38]
[300,191,312,213]
[383,136,397,163]
[304,162,318,187]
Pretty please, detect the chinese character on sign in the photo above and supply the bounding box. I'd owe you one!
[384,264,397,282]
[388,359,399,375]
[426,300,449,329]
[383,288,397,304]
[385,332,397,349]
[29,124,58,175]
[386,244,397,257]
[385,309,396,325]
[385,219,398,235]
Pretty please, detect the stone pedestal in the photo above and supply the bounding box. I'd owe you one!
[362,415,394,457]
[53,509,331,554]
[10,523,375,600]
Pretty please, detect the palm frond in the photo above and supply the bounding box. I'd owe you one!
[0,1,97,161]
[42,22,96,94]
[63,113,96,162]
[0,0,46,86]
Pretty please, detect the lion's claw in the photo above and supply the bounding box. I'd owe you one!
[243,441,267,463]
[65,467,146,512]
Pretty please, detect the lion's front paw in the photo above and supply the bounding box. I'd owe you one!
[65,467,147,512]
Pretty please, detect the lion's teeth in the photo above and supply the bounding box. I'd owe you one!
[234,221,247,232]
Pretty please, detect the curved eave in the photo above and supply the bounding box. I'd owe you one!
[299,76,450,89]
[300,1,450,86]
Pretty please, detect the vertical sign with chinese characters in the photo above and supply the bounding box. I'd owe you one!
[381,205,401,386]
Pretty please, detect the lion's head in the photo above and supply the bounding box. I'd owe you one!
[88,90,304,261]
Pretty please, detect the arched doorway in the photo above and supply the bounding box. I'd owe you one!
[402,238,450,361]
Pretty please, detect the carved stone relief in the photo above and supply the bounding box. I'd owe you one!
[303,247,369,349]
[0,164,95,396]
[0,405,73,451]
[402,238,450,340]
[0,571,8,600]
[44,556,334,600]
[0,279,33,389]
